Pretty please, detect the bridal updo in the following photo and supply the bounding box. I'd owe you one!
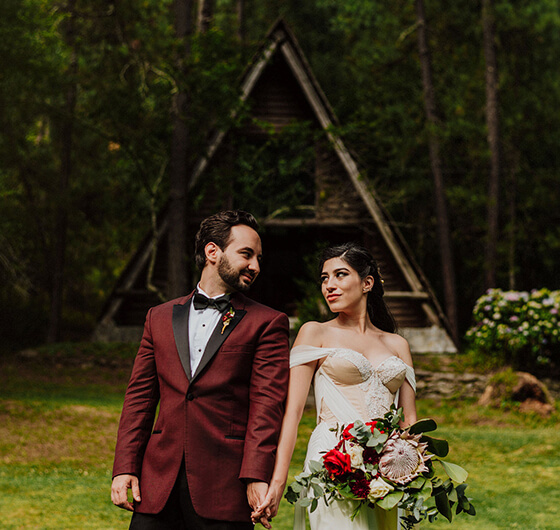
[319,243,397,333]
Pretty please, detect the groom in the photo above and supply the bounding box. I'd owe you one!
[111,210,290,529]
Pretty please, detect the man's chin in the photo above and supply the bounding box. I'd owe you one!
[236,280,253,292]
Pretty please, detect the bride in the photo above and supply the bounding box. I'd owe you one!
[252,243,417,529]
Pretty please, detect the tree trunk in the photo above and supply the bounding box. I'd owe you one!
[507,164,517,290]
[482,0,501,288]
[415,0,459,343]
[47,0,77,343]
[236,0,245,43]
[168,0,193,299]
[197,0,214,34]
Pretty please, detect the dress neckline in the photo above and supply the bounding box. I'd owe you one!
[291,344,406,373]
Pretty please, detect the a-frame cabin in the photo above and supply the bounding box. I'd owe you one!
[94,20,457,353]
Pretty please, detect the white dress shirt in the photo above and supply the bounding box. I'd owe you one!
[188,284,226,377]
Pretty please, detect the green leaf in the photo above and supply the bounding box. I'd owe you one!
[298,497,312,508]
[376,490,404,510]
[311,483,324,496]
[408,418,437,434]
[422,435,449,457]
[308,460,322,473]
[435,491,453,522]
[407,476,427,490]
[439,460,469,483]
[419,481,433,500]
[448,487,458,503]
[290,482,303,493]
[310,498,318,513]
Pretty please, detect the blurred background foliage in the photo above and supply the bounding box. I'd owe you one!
[1,0,559,351]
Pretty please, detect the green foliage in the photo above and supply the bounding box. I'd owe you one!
[2,0,560,347]
[292,244,331,333]
[286,406,473,529]
[466,288,560,369]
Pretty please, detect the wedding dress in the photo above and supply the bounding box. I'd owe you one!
[291,345,416,530]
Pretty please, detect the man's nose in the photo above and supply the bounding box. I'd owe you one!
[248,257,260,274]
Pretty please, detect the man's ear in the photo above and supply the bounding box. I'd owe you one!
[204,242,220,265]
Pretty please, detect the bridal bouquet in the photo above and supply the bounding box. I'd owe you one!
[285,406,475,529]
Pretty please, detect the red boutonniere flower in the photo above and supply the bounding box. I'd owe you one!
[221,308,235,334]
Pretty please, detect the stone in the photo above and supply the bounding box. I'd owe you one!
[478,370,555,412]
[518,398,555,416]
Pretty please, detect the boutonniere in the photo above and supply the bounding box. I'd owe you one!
[221,308,235,334]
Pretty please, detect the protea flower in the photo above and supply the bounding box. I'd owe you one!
[378,432,431,485]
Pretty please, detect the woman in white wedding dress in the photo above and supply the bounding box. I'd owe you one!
[252,243,417,530]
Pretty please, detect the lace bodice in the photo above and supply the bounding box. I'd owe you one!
[291,345,415,425]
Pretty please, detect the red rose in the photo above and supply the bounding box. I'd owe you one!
[323,448,352,478]
[341,423,356,441]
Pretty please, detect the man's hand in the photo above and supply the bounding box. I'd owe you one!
[247,481,271,528]
[111,474,141,511]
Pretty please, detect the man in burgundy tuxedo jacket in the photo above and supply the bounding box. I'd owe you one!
[111,211,290,529]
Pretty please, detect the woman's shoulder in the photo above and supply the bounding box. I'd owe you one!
[293,320,331,347]
[380,332,413,365]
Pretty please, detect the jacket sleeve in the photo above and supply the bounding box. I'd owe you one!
[112,309,160,478]
[239,311,290,483]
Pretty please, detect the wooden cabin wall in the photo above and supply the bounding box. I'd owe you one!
[315,146,369,222]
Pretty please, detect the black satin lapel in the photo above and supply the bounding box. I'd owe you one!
[191,309,247,381]
[172,302,192,381]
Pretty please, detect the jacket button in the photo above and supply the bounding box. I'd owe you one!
[186,393,194,401]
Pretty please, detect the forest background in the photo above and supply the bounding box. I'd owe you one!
[1,0,559,350]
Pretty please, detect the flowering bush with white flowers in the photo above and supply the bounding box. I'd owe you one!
[466,288,560,367]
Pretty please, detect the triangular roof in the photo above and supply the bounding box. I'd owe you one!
[94,19,457,353]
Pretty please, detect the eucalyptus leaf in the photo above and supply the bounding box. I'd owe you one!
[308,460,322,473]
[298,497,312,508]
[290,482,303,493]
[311,483,324,496]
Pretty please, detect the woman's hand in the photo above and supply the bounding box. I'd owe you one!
[250,482,284,527]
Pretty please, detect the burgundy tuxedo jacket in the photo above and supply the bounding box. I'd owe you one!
[112,291,290,522]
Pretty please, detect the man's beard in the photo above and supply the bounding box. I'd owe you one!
[217,255,256,292]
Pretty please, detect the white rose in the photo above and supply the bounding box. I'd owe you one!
[368,477,394,500]
[347,443,364,468]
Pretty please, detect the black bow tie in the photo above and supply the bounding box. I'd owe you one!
[193,292,231,312]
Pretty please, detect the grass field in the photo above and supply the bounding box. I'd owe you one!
[1,345,560,529]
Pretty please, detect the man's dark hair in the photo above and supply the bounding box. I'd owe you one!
[194,210,259,270]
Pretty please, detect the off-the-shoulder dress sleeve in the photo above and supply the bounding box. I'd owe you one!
[404,364,416,393]
[289,344,328,368]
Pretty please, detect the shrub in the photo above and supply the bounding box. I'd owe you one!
[466,288,560,369]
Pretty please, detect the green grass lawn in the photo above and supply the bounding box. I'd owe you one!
[1,347,559,529]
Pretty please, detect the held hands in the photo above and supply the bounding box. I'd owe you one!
[250,482,283,528]
[111,474,141,511]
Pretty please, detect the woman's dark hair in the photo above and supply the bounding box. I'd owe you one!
[319,243,397,333]
[194,210,259,270]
